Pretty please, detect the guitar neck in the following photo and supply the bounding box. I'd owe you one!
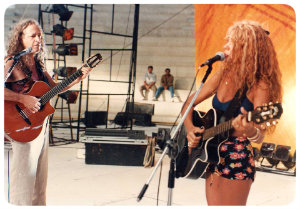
[40,68,83,105]
[203,119,233,140]
[202,110,255,140]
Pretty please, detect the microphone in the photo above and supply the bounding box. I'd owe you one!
[200,52,225,67]
[7,47,33,61]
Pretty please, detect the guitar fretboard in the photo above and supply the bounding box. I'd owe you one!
[203,119,233,140]
[40,69,82,105]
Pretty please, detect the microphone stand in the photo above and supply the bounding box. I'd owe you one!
[137,64,214,205]
[4,54,22,83]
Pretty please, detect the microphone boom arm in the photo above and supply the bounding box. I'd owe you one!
[4,48,32,83]
[4,57,22,83]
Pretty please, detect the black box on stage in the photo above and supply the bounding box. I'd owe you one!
[126,102,155,115]
[84,111,107,128]
[80,129,148,166]
[114,112,152,126]
[84,142,147,166]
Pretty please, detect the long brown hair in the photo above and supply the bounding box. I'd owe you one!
[6,19,47,71]
[221,20,282,103]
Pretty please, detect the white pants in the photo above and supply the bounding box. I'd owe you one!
[8,118,49,206]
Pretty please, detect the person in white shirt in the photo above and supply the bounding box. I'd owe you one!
[139,65,157,100]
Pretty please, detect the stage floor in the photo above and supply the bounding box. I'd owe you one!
[3,124,297,206]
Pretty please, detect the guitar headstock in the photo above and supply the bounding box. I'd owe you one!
[250,102,283,128]
[86,53,102,68]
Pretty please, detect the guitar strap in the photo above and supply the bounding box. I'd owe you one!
[34,56,50,86]
[221,85,248,122]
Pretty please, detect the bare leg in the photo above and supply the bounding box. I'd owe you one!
[206,172,253,205]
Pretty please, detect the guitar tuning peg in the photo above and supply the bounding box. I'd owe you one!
[269,105,274,109]
[256,118,261,123]
[260,124,266,130]
[266,122,271,127]
[257,107,262,112]
[269,114,273,119]
[272,121,277,125]
[269,102,273,105]
[263,106,268,111]
[263,116,267,120]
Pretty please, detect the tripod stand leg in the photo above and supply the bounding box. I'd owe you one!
[137,65,214,205]
[137,146,169,202]
[167,158,175,206]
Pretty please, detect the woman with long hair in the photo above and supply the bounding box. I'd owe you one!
[4,19,91,205]
[182,20,282,205]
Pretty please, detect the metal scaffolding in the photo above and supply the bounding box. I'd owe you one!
[38,4,140,141]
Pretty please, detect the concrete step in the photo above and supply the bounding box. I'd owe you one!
[53,88,191,122]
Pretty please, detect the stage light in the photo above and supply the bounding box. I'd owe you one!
[260,142,277,167]
[63,28,74,41]
[282,154,296,170]
[58,90,79,104]
[272,146,295,170]
[51,4,73,21]
[292,151,296,163]
[52,24,74,41]
[52,24,66,36]
[260,142,275,158]
[53,67,77,77]
[53,44,78,56]
[273,145,291,161]
[252,147,261,161]
[265,157,279,167]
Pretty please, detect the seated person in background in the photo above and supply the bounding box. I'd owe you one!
[153,68,174,102]
[140,65,157,100]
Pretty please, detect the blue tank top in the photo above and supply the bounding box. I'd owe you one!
[212,92,254,116]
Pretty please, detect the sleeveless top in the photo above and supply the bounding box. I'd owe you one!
[212,92,254,117]
[5,58,49,93]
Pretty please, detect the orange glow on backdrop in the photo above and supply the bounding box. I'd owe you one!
[194,4,296,152]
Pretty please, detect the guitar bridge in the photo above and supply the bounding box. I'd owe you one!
[16,105,32,125]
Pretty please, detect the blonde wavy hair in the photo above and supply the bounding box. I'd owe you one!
[6,19,47,71]
[221,20,282,103]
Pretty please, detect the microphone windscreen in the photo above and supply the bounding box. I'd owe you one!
[216,52,225,61]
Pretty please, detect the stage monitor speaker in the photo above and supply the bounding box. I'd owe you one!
[85,142,147,166]
[114,112,152,126]
[84,111,107,128]
[126,102,154,115]
[132,113,152,126]
[114,112,129,126]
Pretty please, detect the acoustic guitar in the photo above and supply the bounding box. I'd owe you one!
[4,53,102,142]
[175,102,283,179]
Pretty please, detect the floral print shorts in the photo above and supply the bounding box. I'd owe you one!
[209,136,256,181]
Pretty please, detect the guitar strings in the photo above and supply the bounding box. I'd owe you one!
[203,120,233,140]
[9,56,102,128]
[12,70,83,122]
[41,70,82,104]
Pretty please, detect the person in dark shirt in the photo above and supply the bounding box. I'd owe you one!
[153,68,175,102]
